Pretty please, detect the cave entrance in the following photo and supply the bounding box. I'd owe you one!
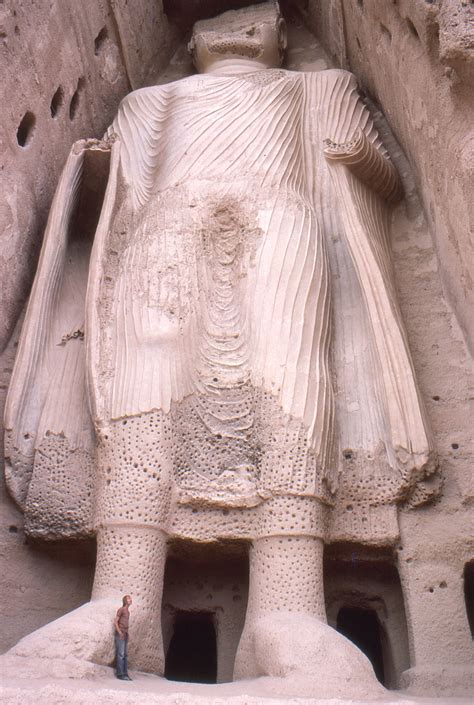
[162,538,249,682]
[325,546,409,688]
[336,606,385,684]
[165,610,217,683]
[464,561,474,637]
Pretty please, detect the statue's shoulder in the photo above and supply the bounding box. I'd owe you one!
[117,75,201,110]
[301,67,357,85]
[299,69,360,107]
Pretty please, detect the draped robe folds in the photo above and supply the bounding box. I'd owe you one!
[4,68,438,543]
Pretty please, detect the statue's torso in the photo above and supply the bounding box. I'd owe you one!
[94,69,331,504]
[138,70,310,199]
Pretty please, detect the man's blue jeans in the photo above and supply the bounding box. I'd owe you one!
[115,633,129,677]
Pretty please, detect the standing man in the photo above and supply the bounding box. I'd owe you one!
[114,595,132,680]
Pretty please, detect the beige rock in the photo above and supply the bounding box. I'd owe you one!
[1,0,473,700]
[1,4,438,694]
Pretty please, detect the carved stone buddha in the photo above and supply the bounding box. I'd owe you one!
[3,1,437,694]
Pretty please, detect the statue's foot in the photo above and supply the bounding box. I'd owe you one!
[0,598,118,679]
[234,611,385,698]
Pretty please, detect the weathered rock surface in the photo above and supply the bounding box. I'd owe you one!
[0,1,473,700]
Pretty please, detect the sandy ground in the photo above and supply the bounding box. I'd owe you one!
[1,671,472,705]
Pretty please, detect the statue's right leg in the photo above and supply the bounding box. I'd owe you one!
[91,524,167,673]
[1,411,173,678]
[91,410,174,674]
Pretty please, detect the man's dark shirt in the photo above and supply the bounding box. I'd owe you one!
[116,606,130,635]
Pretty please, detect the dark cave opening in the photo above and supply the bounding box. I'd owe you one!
[336,606,385,684]
[165,610,217,683]
[464,561,474,638]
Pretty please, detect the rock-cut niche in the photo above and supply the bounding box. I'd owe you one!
[161,540,249,684]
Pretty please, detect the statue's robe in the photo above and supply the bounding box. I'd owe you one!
[4,69,437,543]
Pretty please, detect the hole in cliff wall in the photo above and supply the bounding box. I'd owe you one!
[324,545,409,689]
[162,539,249,683]
[94,26,108,55]
[165,611,217,683]
[50,86,64,118]
[464,561,474,638]
[16,111,36,147]
[380,24,392,44]
[406,17,420,40]
[337,606,385,683]
[69,78,85,121]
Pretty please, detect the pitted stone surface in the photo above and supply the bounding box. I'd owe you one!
[1,0,473,699]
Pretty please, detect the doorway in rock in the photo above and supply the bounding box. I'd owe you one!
[336,606,385,684]
[162,539,249,682]
[165,611,217,683]
[324,544,409,689]
[464,561,474,637]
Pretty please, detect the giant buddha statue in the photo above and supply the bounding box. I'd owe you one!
[3,1,437,693]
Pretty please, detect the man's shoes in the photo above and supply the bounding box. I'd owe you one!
[116,675,132,681]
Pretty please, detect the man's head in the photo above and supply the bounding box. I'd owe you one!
[122,594,132,607]
[189,2,287,73]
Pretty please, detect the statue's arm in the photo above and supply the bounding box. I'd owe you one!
[4,138,111,523]
[307,69,437,496]
[323,127,403,204]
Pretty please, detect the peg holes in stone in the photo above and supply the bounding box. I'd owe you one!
[9,525,18,533]
[451,443,459,450]
[69,78,85,121]
[432,395,440,401]
[50,86,65,118]
[16,111,36,147]
[94,26,108,55]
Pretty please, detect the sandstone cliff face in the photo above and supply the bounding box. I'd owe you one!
[0,1,472,695]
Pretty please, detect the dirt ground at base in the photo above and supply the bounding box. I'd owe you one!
[1,671,473,705]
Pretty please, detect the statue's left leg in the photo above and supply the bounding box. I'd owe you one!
[234,499,326,680]
[234,500,385,697]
